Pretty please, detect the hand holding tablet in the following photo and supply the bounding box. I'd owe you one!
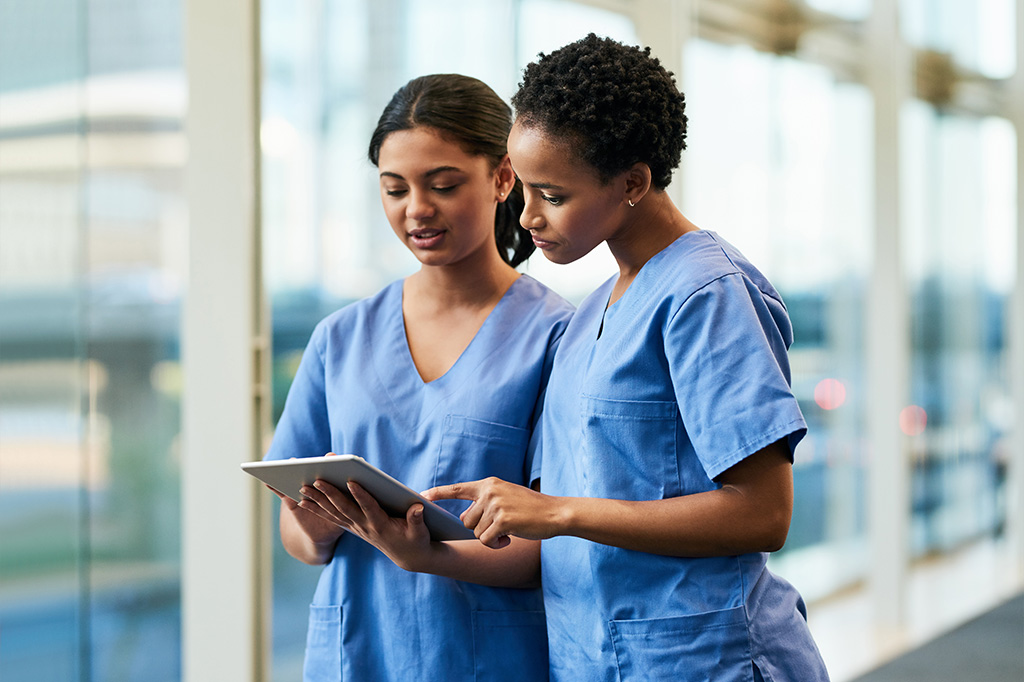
[241,454,476,541]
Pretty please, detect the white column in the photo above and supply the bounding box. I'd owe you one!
[632,0,694,208]
[864,0,912,630]
[182,0,271,680]
[1010,0,1024,572]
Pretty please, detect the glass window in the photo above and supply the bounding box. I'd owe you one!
[806,0,871,21]
[901,102,1015,556]
[260,2,634,677]
[902,0,1016,79]
[0,1,185,680]
[683,39,873,600]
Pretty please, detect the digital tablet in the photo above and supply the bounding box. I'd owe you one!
[240,454,476,541]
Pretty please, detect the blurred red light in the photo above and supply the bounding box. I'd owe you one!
[899,405,927,436]
[814,378,847,410]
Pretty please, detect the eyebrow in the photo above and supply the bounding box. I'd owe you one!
[379,165,463,180]
[526,181,564,191]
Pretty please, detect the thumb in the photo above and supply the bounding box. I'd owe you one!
[406,504,427,536]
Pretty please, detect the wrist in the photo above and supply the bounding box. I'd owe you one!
[550,496,575,538]
[392,540,443,574]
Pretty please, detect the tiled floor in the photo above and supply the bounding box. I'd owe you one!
[806,539,1024,682]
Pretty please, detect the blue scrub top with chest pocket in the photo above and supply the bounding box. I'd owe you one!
[266,274,573,682]
[539,231,830,682]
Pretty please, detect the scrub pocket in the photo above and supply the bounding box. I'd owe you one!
[608,606,752,682]
[303,605,342,682]
[472,610,549,682]
[580,396,680,500]
[436,415,531,516]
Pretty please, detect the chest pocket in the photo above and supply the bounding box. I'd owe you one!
[580,396,681,500]
[435,415,531,517]
[608,606,752,681]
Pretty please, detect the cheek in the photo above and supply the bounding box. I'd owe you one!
[554,206,593,238]
[381,202,405,231]
[451,197,496,238]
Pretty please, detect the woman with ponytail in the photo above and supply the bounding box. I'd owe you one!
[264,74,573,681]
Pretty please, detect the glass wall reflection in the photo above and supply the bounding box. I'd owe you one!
[902,103,1015,556]
[0,0,185,680]
[683,40,872,599]
[903,0,1016,79]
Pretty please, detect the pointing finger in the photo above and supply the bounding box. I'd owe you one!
[421,480,481,502]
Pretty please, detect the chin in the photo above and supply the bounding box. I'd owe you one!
[539,248,584,266]
[413,254,454,267]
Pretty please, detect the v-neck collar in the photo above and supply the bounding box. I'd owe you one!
[598,231,702,339]
[369,275,528,432]
[395,274,525,386]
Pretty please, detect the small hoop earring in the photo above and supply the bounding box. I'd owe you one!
[627,199,635,207]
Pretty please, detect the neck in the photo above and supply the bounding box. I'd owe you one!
[604,191,699,306]
[407,253,520,310]
[606,190,698,279]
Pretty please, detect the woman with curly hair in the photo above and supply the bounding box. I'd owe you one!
[428,35,830,681]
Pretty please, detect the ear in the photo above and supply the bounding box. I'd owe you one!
[494,154,516,202]
[623,162,652,208]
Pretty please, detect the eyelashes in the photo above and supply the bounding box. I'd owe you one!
[383,184,459,198]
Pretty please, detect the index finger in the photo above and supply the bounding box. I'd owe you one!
[345,481,387,516]
[420,480,481,502]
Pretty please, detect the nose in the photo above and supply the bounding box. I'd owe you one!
[520,193,545,231]
[406,188,435,221]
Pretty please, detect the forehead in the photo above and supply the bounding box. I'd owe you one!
[377,126,484,171]
[508,121,598,186]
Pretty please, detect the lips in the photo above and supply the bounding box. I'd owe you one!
[530,234,556,249]
[408,228,446,248]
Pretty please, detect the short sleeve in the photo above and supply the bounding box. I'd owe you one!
[263,323,332,462]
[524,325,567,487]
[666,273,806,480]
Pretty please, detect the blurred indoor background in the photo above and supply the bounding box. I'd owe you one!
[1,0,1022,680]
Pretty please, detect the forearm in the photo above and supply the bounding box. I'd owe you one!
[400,536,541,588]
[538,441,793,556]
[431,444,794,556]
[552,487,790,557]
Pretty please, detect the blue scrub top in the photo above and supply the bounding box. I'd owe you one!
[266,274,573,682]
[539,231,829,681]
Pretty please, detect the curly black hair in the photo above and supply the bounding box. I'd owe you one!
[511,33,687,190]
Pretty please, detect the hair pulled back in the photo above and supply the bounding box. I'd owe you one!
[511,33,688,190]
[368,74,533,268]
